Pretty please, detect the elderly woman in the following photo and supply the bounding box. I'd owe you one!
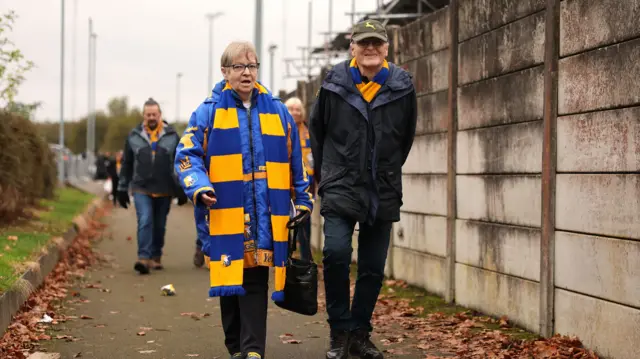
[284,97,315,261]
[174,41,313,359]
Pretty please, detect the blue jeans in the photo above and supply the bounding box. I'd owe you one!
[322,213,391,332]
[296,218,312,261]
[133,193,172,259]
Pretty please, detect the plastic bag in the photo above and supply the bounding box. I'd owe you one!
[103,179,112,193]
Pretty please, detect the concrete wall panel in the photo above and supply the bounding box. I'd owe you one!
[458,66,544,130]
[459,11,545,85]
[456,263,540,332]
[403,134,447,174]
[395,212,447,257]
[402,174,448,216]
[416,91,449,135]
[456,175,542,227]
[555,231,640,308]
[559,38,640,115]
[413,50,450,95]
[458,0,545,41]
[560,0,640,57]
[399,8,450,63]
[555,289,640,359]
[392,246,446,296]
[556,174,640,239]
[457,121,543,174]
[456,220,540,281]
[557,107,640,172]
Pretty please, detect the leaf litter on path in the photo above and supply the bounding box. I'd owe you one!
[0,205,111,359]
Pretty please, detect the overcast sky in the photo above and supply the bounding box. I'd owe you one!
[2,0,383,122]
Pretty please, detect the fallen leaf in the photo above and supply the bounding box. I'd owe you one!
[109,311,119,314]
[140,295,145,302]
[80,315,93,320]
[139,350,156,354]
[139,327,153,331]
[126,236,132,241]
[7,235,18,241]
[137,331,146,336]
[73,353,82,358]
[186,355,200,357]
[94,324,106,328]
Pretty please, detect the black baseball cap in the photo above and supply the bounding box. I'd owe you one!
[351,19,388,43]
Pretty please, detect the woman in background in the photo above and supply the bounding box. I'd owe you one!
[285,97,315,261]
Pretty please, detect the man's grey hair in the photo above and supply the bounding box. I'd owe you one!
[143,97,161,113]
[220,41,259,67]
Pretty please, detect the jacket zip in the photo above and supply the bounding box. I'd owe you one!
[246,106,259,264]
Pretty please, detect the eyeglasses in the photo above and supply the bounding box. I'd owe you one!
[355,38,385,48]
[225,63,260,73]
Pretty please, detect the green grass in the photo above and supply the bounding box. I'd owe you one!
[0,187,95,292]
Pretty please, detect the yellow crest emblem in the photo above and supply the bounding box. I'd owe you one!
[365,21,375,29]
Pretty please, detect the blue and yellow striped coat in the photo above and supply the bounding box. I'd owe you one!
[175,80,313,271]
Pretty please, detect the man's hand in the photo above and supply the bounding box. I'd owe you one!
[117,191,130,209]
[200,191,217,207]
[177,194,188,206]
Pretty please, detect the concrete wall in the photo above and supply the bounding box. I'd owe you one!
[296,0,640,357]
[455,0,545,333]
[553,1,640,358]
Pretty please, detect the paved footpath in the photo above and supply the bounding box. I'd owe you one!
[39,193,419,359]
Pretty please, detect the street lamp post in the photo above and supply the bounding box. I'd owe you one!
[206,12,223,94]
[255,0,263,70]
[176,72,183,122]
[58,0,66,184]
[268,44,277,91]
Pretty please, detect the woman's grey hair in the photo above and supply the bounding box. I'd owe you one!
[284,97,305,119]
[220,41,259,67]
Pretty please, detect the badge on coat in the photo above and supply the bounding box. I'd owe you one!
[179,156,192,172]
[184,173,198,187]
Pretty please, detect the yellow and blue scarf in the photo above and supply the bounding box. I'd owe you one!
[349,58,390,102]
[144,121,163,154]
[207,82,291,302]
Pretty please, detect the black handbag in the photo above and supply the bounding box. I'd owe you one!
[274,215,318,316]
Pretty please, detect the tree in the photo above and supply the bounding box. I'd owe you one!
[0,10,38,114]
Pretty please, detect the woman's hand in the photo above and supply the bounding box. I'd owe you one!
[200,191,217,207]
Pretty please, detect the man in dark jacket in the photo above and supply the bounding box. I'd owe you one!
[309,20,417,359]
[117,98,188,275]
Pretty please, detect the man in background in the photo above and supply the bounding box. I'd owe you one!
[116,98,188,275]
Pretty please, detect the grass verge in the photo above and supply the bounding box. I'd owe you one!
[0,187,95,293]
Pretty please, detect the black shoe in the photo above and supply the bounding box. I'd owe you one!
[349,329,383,359]
[193,247,205,268]
[134,260,150,275]
[326,330,350,359]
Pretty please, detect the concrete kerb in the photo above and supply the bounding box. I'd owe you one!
[0,195,107,335]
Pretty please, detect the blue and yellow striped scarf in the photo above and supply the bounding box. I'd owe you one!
[349,58,390,102]
[207,82,291,302]
[144,121,163,154]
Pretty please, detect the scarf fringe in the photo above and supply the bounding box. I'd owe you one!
[209,286,246,297]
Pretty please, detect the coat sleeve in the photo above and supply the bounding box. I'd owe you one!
[116,134,133,192]
[401,89,418,165]
[283,106,314,213]
[174,102,215,204]
[309,88,328,184]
